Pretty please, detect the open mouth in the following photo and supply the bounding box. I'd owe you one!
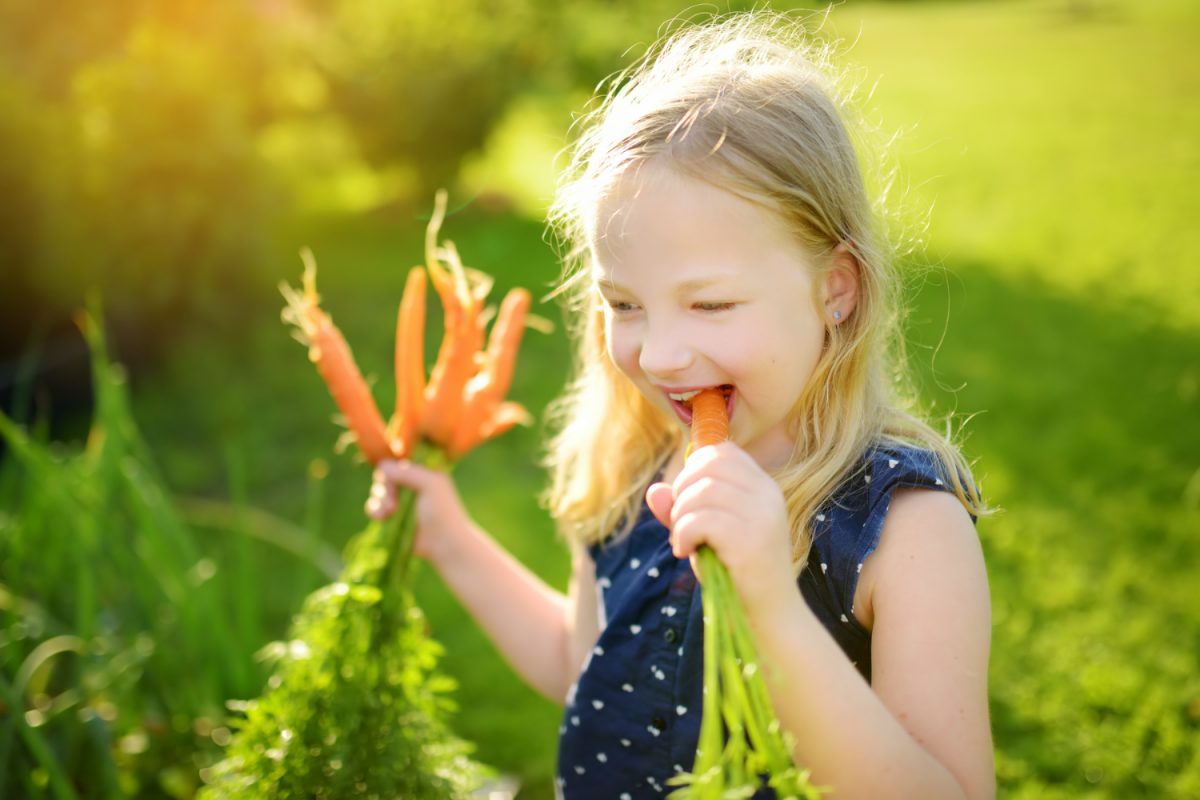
[666,384,734,425]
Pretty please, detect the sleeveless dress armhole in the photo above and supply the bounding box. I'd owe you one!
[799,446,968,683]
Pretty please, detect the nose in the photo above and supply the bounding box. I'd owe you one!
[638,320,693,379]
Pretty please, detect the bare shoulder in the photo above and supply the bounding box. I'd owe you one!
[856,488,996,799]
[854,488,986,628]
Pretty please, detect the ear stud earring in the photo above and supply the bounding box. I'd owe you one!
[833,310,842,320]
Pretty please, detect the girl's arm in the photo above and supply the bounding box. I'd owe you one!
[656,444,995,800]
[756,489,994,800]
[369,459,601,704]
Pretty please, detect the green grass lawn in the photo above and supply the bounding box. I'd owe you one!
[826,0,1200,329]
[907,264,1200,796]
[13,0,1196,796]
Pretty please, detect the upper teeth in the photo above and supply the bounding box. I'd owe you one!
[669,390,702,401]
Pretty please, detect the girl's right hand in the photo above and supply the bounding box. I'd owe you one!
[365,459,471,564]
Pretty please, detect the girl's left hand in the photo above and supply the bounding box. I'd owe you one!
[646,442,797,621]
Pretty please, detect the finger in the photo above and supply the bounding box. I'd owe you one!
[645,482,674,528]
[671,509,740,560]
[375,458,439,491]
[673,442,757,495]
[365,490,396,519]
[365,466,400,519]
[669,511,706,559]
[669,510,713,559]
[669,477,740,529]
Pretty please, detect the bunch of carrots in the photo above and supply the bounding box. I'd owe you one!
[670,389,824,800]
[199,193,532,799]
[281,194,532,466]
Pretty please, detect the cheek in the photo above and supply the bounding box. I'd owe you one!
[752,316,825,396]
[604,321,639,379]
[788,323,827,393]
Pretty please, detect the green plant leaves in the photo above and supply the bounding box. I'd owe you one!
[200,508,487,798]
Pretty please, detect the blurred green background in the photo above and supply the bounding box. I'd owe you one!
[1,0,1197,797]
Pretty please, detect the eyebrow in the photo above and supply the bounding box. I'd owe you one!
[594,275,736,295]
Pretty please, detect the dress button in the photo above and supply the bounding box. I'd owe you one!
[663,628,678,643]
[651,716,668,731]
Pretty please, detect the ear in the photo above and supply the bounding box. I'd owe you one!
[822,242,860,325]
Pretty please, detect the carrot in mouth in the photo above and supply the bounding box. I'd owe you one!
[688,387,730,451]
[673,384,824,800]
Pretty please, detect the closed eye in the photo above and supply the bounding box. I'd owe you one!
[695,301,736,312]
[604,299,639,314]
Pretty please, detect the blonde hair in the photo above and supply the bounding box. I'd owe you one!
[544,12,986,571]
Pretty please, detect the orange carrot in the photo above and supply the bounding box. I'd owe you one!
[388,266,426,457]
[678,384,821,800]
[689,387,729,451]
[485,289,532,386]
[311,318,395,464]
[421,191,464,438]
[281,253,395,465]
[449,288,532,456]
[479,401,531,442]
[423,268,463,411]
[285,199,537,468]
[421,197,490,448]
[422,299,478,445]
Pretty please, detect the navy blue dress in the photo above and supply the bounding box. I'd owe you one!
[555,446,958,799]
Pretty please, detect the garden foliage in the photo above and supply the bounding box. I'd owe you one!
[197,492,485,798]
[0,0,274,355]
[0,309,265,797]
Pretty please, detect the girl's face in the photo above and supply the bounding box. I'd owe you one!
[590,164,849,471]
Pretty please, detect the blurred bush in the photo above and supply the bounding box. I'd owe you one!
[0,1,276,366]
[305,0,757,199]
[0,0,725,380]
[308,0,552,200]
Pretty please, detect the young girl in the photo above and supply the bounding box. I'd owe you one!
[367,13,994,800]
